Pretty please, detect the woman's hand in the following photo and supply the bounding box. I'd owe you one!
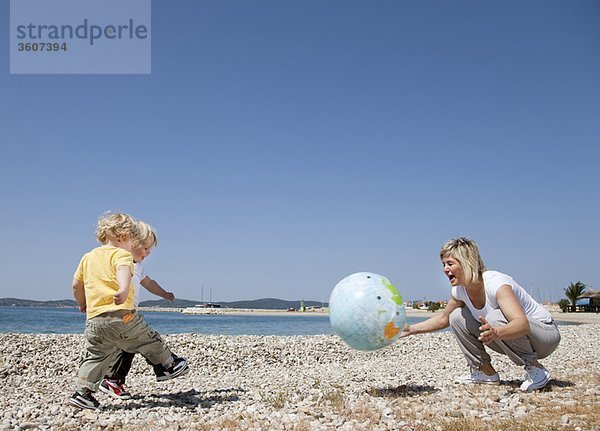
[478,316,500,344]
[399,324,412,338]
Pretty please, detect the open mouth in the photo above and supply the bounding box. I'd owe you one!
[448,274,456,282]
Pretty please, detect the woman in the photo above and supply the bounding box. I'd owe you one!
[401,237,560,391]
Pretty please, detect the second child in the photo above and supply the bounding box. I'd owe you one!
[100,220,182,400]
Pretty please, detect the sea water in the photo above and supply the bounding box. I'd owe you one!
[0,306,432,335]
[0,307,575,335]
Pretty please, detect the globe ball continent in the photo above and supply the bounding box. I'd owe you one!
[329,272,407,351]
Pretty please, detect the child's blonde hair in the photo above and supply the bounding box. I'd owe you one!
[440,237,487,285]
[133,220,158,249]
[96,212,139,244]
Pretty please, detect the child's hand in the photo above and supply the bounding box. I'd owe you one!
[164,292,175,302]
[114,290,128,305]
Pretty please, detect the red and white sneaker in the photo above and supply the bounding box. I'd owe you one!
[99,379,132,400]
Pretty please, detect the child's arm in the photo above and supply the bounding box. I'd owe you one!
[114,266,132,305]
[72,278,86,312]
[141,275,175,301]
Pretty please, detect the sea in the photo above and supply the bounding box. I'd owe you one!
[0,307,576,336]
[0,306,435,336]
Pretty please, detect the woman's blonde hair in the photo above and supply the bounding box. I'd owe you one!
[132,220,158,249]
[96,212,139,244]
[440,237,487,284]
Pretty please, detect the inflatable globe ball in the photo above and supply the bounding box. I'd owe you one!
[329,272,407,351]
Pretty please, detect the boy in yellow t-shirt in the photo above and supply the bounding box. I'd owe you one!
[68,212,189,411]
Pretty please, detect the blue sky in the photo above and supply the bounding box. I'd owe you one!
[1,0,598,304]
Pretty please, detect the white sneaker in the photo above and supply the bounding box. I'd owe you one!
[520,365,550,392]
[455,367,500,385]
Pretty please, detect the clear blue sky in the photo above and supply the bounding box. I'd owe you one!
[1,0,598,304]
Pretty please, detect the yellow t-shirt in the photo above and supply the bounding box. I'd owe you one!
[74,246,135,319]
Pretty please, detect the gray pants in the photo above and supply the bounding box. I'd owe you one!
[449,307,561,368]
[77,312,172,393]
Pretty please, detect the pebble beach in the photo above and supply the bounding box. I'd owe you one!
[1,319,599,430]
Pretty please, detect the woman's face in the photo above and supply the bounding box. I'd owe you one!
[442,256,463,286]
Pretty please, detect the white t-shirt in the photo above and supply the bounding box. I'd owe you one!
[132,262,145,308]
[452,271,552,324]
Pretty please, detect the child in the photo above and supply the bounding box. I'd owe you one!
[68,212,189,411]
[99,220,180,400]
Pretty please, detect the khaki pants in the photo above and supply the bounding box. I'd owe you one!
[76,312,172,393]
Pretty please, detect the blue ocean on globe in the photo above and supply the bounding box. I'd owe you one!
[329,272,407,351]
